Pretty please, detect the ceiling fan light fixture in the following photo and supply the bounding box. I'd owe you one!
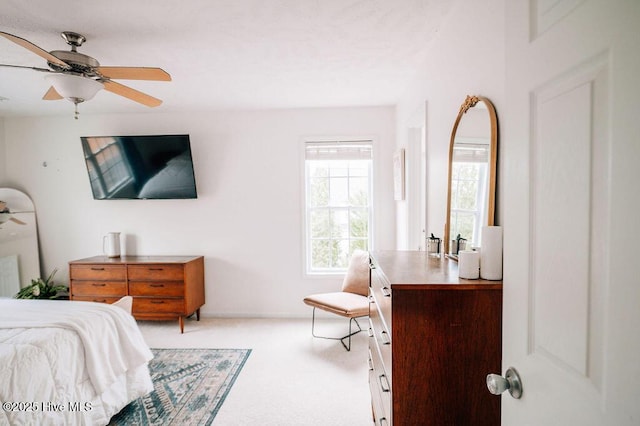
[45,73,104,103]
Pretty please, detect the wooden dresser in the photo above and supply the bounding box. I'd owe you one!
[69,255,205,333]
[368,251,502,426]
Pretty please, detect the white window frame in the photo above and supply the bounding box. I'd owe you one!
[302,139,374,276]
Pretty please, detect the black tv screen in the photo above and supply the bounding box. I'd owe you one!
[80,134,198,200]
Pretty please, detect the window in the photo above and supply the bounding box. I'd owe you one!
[304,140,373,274]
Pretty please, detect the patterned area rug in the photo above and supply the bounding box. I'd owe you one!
[110,348,251,426]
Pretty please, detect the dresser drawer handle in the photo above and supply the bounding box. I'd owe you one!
[381,286,391,297]
[149,284,165,287]
[378,374,390,392]
[94,299,107,303]
[380,330,391,345]
[150,300,165,304]
[148,268,164,271]
[92,283,106,287]
[90,267,105,271]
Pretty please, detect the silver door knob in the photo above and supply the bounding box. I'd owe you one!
[486,367,523,399]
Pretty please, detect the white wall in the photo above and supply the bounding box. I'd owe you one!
[395,0,506,246]
[2,106,396,317]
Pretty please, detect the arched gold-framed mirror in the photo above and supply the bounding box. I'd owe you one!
[444,95,498,258]
[0,188,41,296]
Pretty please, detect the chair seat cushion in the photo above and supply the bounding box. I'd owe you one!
[303,292,369,318]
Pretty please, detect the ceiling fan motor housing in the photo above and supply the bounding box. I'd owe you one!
[47,50,100,76]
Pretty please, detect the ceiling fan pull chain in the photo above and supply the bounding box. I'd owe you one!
[74,102,79,120]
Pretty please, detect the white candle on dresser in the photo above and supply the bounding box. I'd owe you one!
[458,250,480,279]
[480,226,503,280]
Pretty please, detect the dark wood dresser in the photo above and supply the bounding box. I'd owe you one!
[368,250,502,425]
[69,255,205,333]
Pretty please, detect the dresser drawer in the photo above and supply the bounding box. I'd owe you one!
[369,343,391,424]
[369,304,392,375]
[133,297,184,314]
[128,264,184,281]
[370,265,392,331]
[72,296,124,304]
[129,281,184,297]
[70,264,126,281]
[71,281,127,297]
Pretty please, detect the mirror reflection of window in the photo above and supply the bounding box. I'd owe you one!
[83,137,133,198]
[450,141,489,246]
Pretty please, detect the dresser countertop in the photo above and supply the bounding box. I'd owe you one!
[69,255,203,264]
[371,250,502,290]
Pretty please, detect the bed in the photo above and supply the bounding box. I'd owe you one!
[0,298,154,425]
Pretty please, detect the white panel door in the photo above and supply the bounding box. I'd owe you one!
[502,0,640,424]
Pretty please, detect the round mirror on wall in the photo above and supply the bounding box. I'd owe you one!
[444,95,498,258]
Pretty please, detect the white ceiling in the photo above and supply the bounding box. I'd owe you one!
[0,0,451,118]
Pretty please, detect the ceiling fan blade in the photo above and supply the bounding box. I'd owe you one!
[103,80,162,107]
[43,86,63,100]
[9,217,27,225]
[0,31,70,69]
[97,67,171,81]
[0,63,52,73]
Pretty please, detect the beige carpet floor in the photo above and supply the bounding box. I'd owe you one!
[137,316,372,425]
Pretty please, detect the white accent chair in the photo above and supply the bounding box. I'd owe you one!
[303,250,370,351]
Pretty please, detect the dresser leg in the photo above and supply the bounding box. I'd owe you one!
[179,316,184,333]
[196,308,201,321]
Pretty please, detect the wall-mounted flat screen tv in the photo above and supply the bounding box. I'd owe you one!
[80,134,198,200]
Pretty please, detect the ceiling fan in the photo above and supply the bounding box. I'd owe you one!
[0,30,171,117]
[0,201,27,227]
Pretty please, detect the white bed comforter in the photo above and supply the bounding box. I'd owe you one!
[0,299,154,425]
